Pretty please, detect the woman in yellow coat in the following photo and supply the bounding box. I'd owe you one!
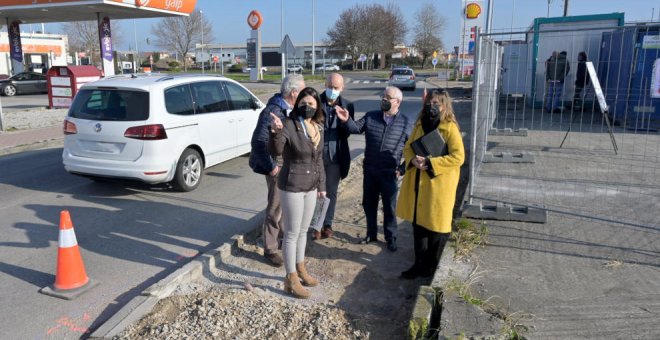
[397,89,465,279]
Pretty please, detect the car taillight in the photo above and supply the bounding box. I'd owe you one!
[410,75,415,80]
[124,124,167,140]
[63,120,77,135]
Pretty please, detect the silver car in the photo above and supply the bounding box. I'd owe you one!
[389,67,416,91]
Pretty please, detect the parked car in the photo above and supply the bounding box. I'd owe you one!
[0,72,48,96]
[62,74,265,191]
[389,67,416,91]
[287,64,304,73]
[242,66,268,73]
[315,64,340,71]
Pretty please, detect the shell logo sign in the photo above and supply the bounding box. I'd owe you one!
[247,10,263,30]
[465,2,482,19]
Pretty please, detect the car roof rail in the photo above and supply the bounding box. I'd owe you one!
[102,73,168,80]
[155,73,225,82]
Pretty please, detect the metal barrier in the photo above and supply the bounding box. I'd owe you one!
[466,24,660,229]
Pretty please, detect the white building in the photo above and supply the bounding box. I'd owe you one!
[0,32,68,75]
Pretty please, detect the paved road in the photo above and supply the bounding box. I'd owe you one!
[0,93,49,112]
[0,77,436,339]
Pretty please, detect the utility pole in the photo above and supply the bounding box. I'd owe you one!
[563,0,569,16]
[312,0,316,76]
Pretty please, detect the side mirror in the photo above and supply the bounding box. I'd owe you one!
[250,97,260,110]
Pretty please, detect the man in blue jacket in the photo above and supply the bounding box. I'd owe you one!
[337,86,411,252]
[249,74,305,266]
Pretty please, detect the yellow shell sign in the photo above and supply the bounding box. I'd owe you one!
[465,2,481,19]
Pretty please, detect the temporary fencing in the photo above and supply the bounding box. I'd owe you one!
[466,23,660,230]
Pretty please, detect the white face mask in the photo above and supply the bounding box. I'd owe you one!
[325,88,340,101]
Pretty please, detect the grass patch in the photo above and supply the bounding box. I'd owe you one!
[604,260,623,268]
[451,218,489,259]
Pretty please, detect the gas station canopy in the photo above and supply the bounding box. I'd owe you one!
[0,0,197,24]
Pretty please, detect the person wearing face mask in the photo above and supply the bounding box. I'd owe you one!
[249,74,306,267]
[269,87,326,299]
[315,73,355,240]
[397,88,465,280]
[337,86,411,252]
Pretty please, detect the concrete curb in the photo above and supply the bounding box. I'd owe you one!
[89,235,250,339]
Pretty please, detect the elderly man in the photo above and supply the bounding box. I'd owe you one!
[338,86,411,252]
[249,74,305,266]
[314,73,355,240]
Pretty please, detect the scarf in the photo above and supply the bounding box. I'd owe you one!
[421,115,440,134]
[303,118,320,149]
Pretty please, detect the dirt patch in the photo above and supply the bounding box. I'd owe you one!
[117,156,432,339]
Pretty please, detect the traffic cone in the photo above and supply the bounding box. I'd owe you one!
[40,210,98,300]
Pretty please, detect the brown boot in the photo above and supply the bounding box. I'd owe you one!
[283,272,310,299]
[296,262,319,287]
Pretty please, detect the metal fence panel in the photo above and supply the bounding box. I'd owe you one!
[469,24,660,229]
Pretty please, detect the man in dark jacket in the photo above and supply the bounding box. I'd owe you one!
[249,74,305,266]
[545,51,570,113]
[338,86,411,252]
[315,73,355,240]
[573,51,589,110]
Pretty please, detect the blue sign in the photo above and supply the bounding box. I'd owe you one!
[432,58,438,66]
[9,21,23,63]
[99,17,113,62]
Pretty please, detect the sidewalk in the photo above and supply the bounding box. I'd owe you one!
[0,125,63,156]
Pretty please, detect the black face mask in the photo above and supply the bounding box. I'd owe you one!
[424,103,441,118]
[298,105,316,119]
[380,99,392,112]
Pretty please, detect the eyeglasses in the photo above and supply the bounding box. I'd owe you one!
[431,88,447,95]
[381,95,400,102]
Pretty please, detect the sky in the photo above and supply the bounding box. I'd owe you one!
[35,0,660,52]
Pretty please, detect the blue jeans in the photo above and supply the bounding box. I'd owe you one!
[362,171,398,241]
[545,80,564,111]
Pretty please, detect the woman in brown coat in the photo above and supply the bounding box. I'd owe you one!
[397,89,465,279]
[269,87,326,298]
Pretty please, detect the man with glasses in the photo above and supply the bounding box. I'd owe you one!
[336,86,412,252]
[249,74,305,266]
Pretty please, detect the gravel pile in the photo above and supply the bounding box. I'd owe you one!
[117,288,369,340]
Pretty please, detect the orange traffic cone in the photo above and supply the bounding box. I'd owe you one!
[40,210,98,300]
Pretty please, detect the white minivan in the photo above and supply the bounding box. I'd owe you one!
[62,74,264,191]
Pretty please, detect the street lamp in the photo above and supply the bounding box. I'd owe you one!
[200,9,205,74]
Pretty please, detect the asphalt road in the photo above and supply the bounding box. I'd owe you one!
[0,77,435,339]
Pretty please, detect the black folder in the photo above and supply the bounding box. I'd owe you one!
[410,129,447,178]
[411,129,448,157]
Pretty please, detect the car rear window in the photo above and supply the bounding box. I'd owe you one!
[69,89,149,121]
[392,69,413,75]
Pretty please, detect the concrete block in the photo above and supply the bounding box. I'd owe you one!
[484,152,535,163]
[439,292,504,339]
[463,202,547,223]
[488,128,529,136]
[408,285,436,339]
[89,295,159,339]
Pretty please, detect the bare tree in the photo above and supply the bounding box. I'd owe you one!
[150,9,213,71]
[413,3,445,68]
[327,4,406,70]
[61,20,123,65]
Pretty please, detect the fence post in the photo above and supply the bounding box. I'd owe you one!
[468,27,482,204]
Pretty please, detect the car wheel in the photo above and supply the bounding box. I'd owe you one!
[172,148,203,192]
[3,85,16,96]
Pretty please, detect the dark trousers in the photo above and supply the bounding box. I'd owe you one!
[263,174,282,255]
[323,162,341,227]
[362,171,398,241]
[412,224,450,274]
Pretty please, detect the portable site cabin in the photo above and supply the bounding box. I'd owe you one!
[512,13,625,107]
[598,23,660,131]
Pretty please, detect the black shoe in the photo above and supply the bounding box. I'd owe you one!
[358,235,377,244]
[386,239,397,252]
[400,265,421,279]
[264,252,284,267]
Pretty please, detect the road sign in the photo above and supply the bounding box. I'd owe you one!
[358,54,367,62]
[433,51,438,58]
[213,55,219,63]
[279,34,296,57]
[432,58,438,66]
